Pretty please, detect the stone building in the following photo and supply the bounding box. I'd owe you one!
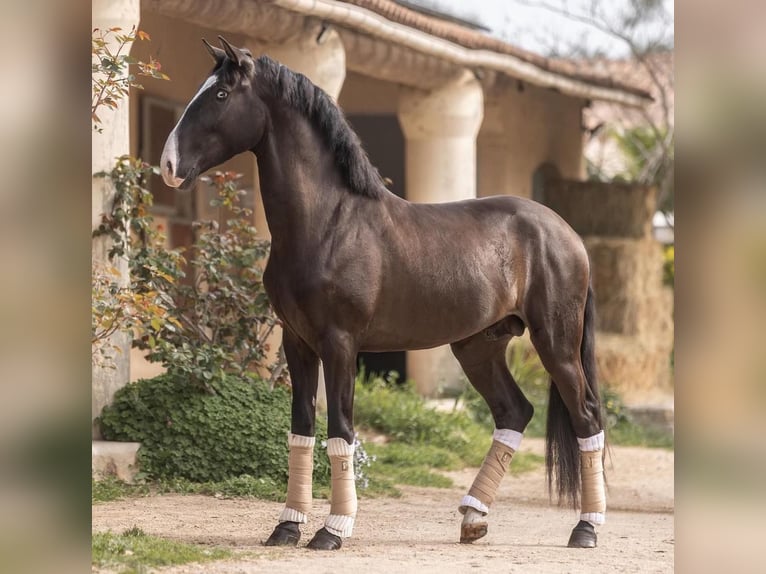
[93,0,668,435]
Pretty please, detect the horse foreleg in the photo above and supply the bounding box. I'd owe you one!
[265,330,319,547]
[459,429,523,542]
[307,330,358,551]
[451,333,534,544]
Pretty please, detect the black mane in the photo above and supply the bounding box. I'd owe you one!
[255,55,386,199]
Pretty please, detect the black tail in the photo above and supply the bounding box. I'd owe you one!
[545,283,603,508]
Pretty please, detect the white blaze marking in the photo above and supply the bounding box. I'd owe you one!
[161,74,218,187]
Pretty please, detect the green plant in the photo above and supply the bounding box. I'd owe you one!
[663,244,675,287]
[136,172,284,388]
[92,163,286,387]
[99,372,331,485]
[353,370,544,492]
[92,26,173,368]
[92,528,230,572]
[92,157,181,368]
[354,374,489,467]
[92,26,169,131]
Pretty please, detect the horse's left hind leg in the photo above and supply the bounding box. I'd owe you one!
[450,326,534,544]
[526,286,605,549]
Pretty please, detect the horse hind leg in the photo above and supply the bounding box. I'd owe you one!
[450,323,534,544]
[526,285,605,548]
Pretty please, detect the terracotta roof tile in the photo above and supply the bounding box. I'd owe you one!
[340,0,651,99]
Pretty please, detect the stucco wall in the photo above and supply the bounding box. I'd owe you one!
[479,81,585,199]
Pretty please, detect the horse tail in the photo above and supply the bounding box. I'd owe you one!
[545,281,602,509]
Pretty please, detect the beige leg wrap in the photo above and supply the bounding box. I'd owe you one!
[279,433,315,524]
[325,437,357,537]
[459,439,516,515]
[578,430,606,526]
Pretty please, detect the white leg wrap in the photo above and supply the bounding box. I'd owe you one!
[458,428,521,516]
[279,433,315,524]
[492,428,523,450]
[578,430,606,526]
[459,494,489,515]
[325,438,357,537]
[577,430,605,452]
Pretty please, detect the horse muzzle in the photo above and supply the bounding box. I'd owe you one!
[160,132,186,188]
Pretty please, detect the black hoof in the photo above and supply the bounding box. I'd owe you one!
[460,521,488,544]
[306,527,343,550]
[567,520,597,548]
[264,521,301,547]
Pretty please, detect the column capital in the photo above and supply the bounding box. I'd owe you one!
[246,22,346,100]
[398,71,484,140]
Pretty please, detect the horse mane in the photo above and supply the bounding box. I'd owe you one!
[254,55,386,199]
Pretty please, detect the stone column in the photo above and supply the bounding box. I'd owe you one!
[92,0,140,438]
[477,93,512,198]
[245,25,346,409]
[398,71,484,396]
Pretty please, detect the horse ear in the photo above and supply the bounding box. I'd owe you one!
[218,35,247,67]
[202,38,226,65]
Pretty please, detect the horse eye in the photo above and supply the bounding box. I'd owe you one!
[216,90,228,100]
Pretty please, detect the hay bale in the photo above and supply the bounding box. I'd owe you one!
[584,237,671,339]
[545,180,656,239]
[595,332,673,404]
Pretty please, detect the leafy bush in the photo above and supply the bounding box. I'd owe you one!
[99,372,330,485]
[354,373,489,467]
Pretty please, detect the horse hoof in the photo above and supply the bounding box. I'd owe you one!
[264,521,301,547]
[306,527,343,550]
[460,521,488,544]
[567,520,597,548]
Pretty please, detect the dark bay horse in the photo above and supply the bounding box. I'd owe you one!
[161,37,606,551]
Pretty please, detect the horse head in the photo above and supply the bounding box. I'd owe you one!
[160,36,268,189]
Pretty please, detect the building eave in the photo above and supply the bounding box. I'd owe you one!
[145,0,651,107]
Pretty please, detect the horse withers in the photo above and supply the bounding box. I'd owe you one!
[160,37,606,551]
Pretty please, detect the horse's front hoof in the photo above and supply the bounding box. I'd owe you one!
[460,521,488,544]
[306,527,343,550]
[264,521,301,547]
[567,520,597,548]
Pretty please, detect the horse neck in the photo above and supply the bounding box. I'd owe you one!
[253,106,349,252]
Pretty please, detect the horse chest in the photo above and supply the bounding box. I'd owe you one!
[263,258,368,337]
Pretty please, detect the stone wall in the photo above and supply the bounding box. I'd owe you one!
[544,180,674,404]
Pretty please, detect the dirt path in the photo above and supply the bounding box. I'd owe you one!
[92,439,674,573]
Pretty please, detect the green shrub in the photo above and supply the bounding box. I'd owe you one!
[99,372,330,486]
[354,373,490,468]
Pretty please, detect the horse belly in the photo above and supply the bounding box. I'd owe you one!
[361,273,516,351]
